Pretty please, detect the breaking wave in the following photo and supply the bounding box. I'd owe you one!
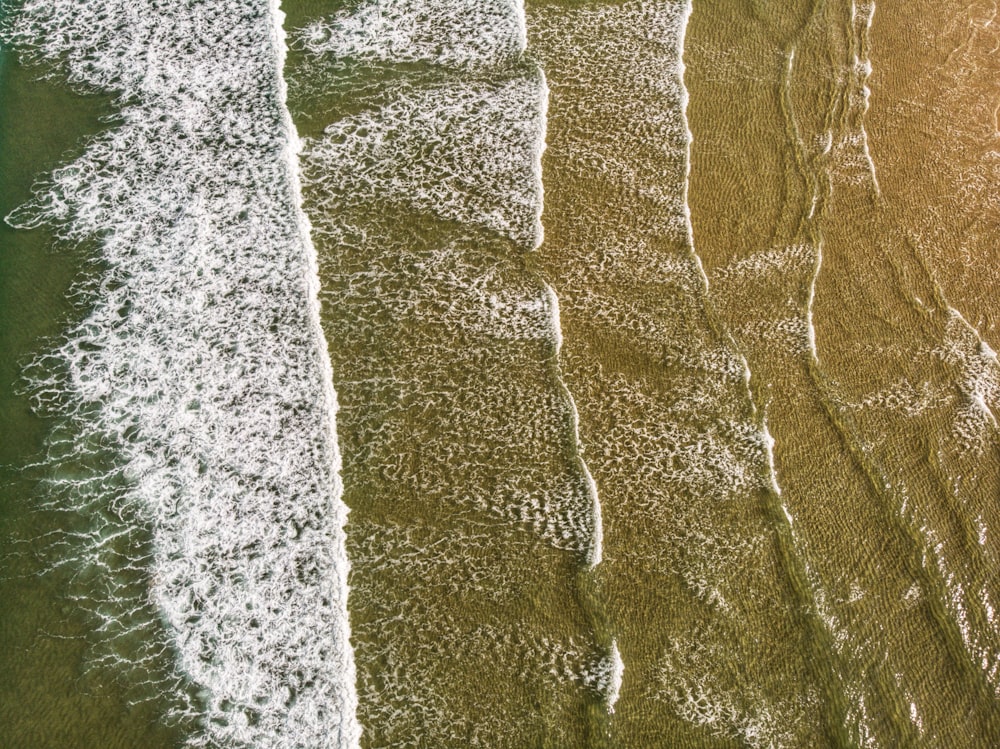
[3,0,360,746]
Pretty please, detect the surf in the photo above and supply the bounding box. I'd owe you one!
[3,0,361,745]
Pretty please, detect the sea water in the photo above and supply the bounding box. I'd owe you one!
[3,0,1000,747]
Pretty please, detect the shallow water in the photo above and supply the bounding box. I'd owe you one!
[2,0,1000,747]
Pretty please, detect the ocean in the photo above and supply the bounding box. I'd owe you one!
[2,0,1000,747]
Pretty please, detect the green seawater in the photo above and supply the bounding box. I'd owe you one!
[0,45,186,748]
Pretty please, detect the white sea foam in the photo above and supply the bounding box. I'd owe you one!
[840,306,1000,437]
[926,529,1000,695]
[935,308,1000,452]
[529,1,693,245]
[806,240,823,364]
[851,1,880,195]
[844,378,942,417]
[297,0,525,70]
[528,634,624,710]
[762,416,782,496]
[605,639,624,713]
[823,0,880,195]
[302,74,547,250]
[5,0,360,745]
[676,0,703,285]
[730,317,813,358]
[342,519,608,745]
[714,245,814,284]
[909,698,925,735]
[847,690,881,748]
[593,372,770,507]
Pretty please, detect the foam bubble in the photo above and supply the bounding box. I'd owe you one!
[575,640,625,712]
[843,378,943,417]
[4,0,361,745]
[762,417,782,496]
[342,519,607,746]
[714,245,815,284]
[529,1,694,244]
[806,240,823,363]
[735,317,813,355]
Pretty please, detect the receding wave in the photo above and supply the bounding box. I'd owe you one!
[295,0,600,573]
[290,0,612,743]
[3,0,360,746]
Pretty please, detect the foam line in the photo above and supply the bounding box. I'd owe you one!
[676,0,705,292]
[546,282,603,567]
[762,414,783,497]
[273,1,362,744]
[851,0,881,197]
[806,240,823,364]
[534,70,550,250]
